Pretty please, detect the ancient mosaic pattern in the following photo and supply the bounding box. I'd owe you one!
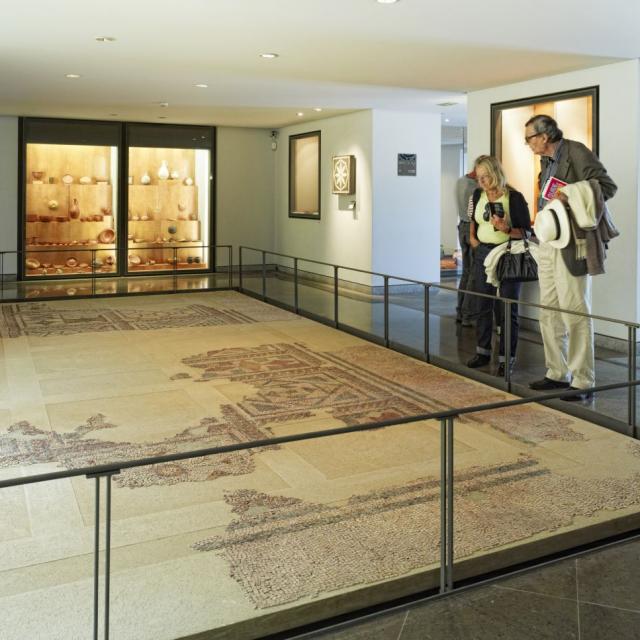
[181,342,584,441]
[0,407,275,487]
[0,294,299,339]
[194,458,640,609]
[182,343,442,426]
[325,345,586,443]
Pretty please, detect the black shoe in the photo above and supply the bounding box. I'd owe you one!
[467,354,490,368]
[562,387,594,402]
[529,377,570,391]
[496,363,513,377]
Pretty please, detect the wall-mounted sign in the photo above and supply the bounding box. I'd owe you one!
[397,153,417,176]
[332,155,356,194]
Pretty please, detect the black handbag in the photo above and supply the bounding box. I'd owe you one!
[496,238,538,283]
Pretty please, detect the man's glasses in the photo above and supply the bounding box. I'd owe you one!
[524,132,542,144]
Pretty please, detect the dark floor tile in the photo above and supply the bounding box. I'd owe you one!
[492,558,577,600]
[398,586,578,640]
[579,602,640,640]
[306,610,406,639]
[577,540,640,612]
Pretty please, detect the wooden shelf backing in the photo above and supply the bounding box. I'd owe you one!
[128,148,195,186]
[26,143,112,186]
[128,183,197,219]
[26,219,116,244]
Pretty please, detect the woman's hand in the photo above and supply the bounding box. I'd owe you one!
[491,215,511,234]
[470,236,480,249]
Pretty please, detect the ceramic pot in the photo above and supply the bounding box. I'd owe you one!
[79,176,92,185]
[170,170,180,180]
[141,173,151,185]
[62,174,74,185]
[183,177,194,186]
[98,229,116,244]
[157,161,169,181]
[69,199,80,219]
[32,171,44,182]
[25,258,40,269]
[66,257,78,268]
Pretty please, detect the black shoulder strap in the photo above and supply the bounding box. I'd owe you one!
[472,188,482,209]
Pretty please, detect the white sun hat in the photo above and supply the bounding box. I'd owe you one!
[534,200,571,249]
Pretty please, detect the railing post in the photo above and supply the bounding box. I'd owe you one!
[91,249,97,296]
[333,266,339,328]
[629,325,637,438]
[228,245,232,289]
[1,252,4,292]
[262,251,267,301]
[173,247,178,293]
[504,298,512,390]
[439,415,455,593]
[384,276,390,348]
[87,470,119,640]
[424,284,430,363]
[238,247,244,291]
[294,258,299,313]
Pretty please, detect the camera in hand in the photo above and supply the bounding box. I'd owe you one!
[483,201,505,221]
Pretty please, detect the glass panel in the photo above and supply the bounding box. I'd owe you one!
[0,477,94,638]
[297,260,334,320]
[388,278,424,353]
[24,143,118,277]
[264,254,295,308]
[127,146,210,273]
[337,269,384,340]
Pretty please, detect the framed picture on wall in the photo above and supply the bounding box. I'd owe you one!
[332,155,356,194]
[490,86,598,215]
[289,131,321,219]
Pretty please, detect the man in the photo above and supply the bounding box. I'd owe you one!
[455,170,477,325]
[525,114,617,400]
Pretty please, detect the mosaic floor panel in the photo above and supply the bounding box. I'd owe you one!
[1,291,640,640]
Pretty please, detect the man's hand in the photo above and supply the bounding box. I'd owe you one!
[553,190,569,205]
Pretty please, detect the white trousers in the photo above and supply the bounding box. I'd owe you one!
[537,242,594,389]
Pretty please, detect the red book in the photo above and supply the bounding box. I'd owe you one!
[541,176,568,200]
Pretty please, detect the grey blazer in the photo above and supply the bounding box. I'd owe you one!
[540,139,617,275]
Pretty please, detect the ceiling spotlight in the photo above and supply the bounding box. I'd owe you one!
[445,118,450,123]
[376,0,399,3]
[260,52,279,59]
[297,112,304,117]
[95,36,116,43]
[65,73,81,79]
[313,107,323,112]
[156,101,169,108]
[194,83,208,88]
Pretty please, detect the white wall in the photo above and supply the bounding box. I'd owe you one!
[468,59,640,337]
[216,127,275,263]
[275,111,373,282]
[372,110,441,283]
[441,143,463,254]
[0,117,19,275]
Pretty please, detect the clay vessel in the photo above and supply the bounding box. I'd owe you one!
[69,199,80,219]
[157,161,169,180]
[98,229,116,244]
[32,171,44,182]
[25,258,40,269]
[141,173,151,185]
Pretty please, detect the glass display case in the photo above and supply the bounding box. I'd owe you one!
[125,124,214,273]
[22,119,120,278]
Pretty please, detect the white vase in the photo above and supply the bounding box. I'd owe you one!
[157,161,169,181]
[141,172,151,185]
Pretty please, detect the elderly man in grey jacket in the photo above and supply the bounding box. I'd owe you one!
[525,114,617,401]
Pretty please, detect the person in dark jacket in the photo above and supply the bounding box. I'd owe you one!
[525,114,617,401]
[466,155,532,377]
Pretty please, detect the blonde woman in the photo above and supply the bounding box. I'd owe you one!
[466,155,531,376]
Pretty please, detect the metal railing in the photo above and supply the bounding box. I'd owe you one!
[0,245,234,301]
[1,380,640,639]
[238,245,639,436]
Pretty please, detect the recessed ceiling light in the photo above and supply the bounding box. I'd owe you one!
[260,52,279,59]
[297,112,304,117]
[109,113,118,117]
[65,73,81,79]
[158,116,168,119]
[376,0,399,4]
[313,107,323,112]
[156,102,169,108]
[445,118,450,123]
[95,36,116,43]
[194,83,208,88]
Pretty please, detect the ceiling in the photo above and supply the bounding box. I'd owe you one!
[1,0,637,129]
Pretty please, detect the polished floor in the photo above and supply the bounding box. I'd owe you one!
[303,536,640,640]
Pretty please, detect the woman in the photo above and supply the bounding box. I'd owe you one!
[466,155,531,376]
